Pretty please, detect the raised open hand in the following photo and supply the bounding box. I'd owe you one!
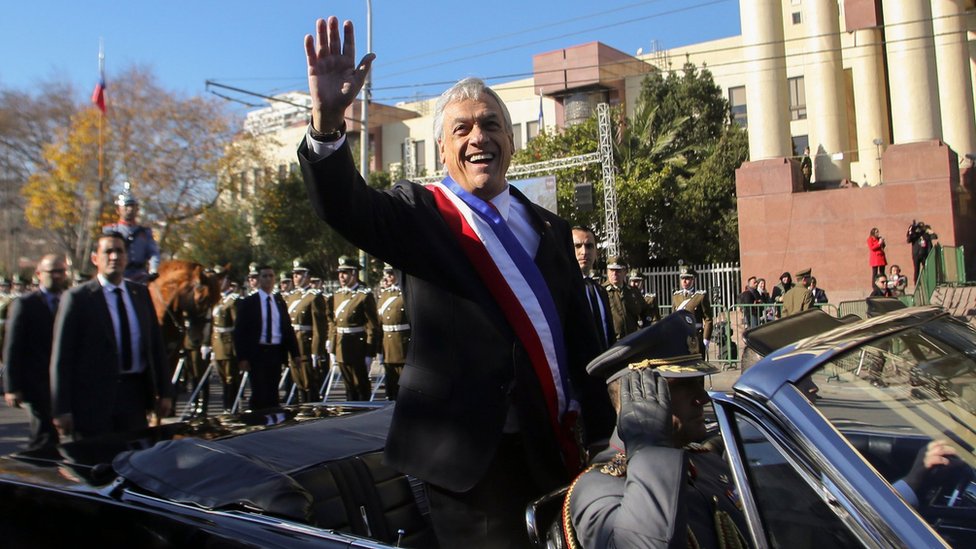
[618,368,672,456]
[304,16,376,133]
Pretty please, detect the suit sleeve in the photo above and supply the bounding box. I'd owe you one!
[50,290,81,417]
[570,447,688,549]
[233,298,252,364]
[2,297,26,394]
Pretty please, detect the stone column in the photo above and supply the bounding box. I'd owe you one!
[740,0,791,160]
[804,0,850,183]
[851,28,890,186]
[932,0,976,160]
[882,0,941,143]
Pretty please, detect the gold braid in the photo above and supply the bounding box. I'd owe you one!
[562,462,604,549]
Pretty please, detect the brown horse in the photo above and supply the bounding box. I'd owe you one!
[149,261,228,416]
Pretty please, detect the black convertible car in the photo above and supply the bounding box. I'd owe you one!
[0,306,974,548]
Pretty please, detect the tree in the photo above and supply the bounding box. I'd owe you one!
[178,205,255,281]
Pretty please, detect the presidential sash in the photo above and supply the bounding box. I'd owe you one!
[427,177,582,473]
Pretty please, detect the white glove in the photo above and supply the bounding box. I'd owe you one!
[702,339,710,349]
[366,356,374,368]
[377,353,384,364]
[200,346,212,360]
[325,340,333,354]
[329,353,337,365]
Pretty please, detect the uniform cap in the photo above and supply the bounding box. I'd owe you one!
[292,258,309,272]
[383,263,394,273]
[247,262,259,277]
[337,255,359,271]
[11,274,27,284]
[116,181,139,207]
[678,264,697,278]
[279,273,291,282]
[795,268,811,279]
[607,256,627,270]
[627,269,642,281]
[586,310,719,383]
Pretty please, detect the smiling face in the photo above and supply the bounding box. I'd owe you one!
[438,97,514,201]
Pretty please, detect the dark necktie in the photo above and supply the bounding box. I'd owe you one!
[265,296,273,344]
[114,288,133,372]
[586,280,607,349]
[49,294,60,314]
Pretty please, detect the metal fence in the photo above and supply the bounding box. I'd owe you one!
[637,262,742,310]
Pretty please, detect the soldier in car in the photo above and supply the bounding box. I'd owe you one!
[568,310,750,549]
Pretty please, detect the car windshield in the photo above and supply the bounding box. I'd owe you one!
[798,315,976,545]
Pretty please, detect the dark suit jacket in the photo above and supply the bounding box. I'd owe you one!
[233,292,299,363]
[585,278,615,351]
[3,292,56,405]
[50,279,172,433]
[299,140,613,492]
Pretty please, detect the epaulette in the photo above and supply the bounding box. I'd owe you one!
[672,289,682,294]
[696,290,706,294]
[358,287,372,294]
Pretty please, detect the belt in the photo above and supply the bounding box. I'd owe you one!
[337,326,365,334]
[382,323,411,332]
[214,326,234,333]
[292,324,313,332]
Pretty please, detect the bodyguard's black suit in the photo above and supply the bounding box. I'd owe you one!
[233,292,299,411]
[299,140,614,495]
[2,291,59,450]
[50,279,172,438]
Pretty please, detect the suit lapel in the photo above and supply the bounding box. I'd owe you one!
[87,279,118,349]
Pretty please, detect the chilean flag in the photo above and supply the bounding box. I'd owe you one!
[91,42,106,113]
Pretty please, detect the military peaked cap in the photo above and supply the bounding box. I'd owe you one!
[678,263,697,278]
[337,255,359,271]
[627,269,643,281]
[292,258,310,272]
[607,256,627,270]
[795,268,812,279]
[587,310,719,383]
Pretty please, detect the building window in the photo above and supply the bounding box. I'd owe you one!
[527,120,540,141]
[792,135,809,158]
[415,140,426,174]
[513,122,523,150]
[729,86,747,127]
[792,11,801,24]
[788,76,806,120]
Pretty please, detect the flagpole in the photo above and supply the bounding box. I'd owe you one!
[97,38,105,199]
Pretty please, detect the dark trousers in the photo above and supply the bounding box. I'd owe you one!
[75,372,151,440]
[912,249,929,283]
[871,265,885,285]
[427,435,543,549]
[24,400,58,451]
[383,363,403,400]
[338,360,371,401]
[249,345,285,411]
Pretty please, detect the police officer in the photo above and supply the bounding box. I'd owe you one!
[377,264,410,400]
[672,263,713,359]
[604,257,645,341]
[102,181,161,283]
[285,259,329,403]
[210,266,241,412]
[279,272,294,295]
[329,256,379,401]
[246,263,260,296]
[627,269,660,325]
[568,311,750,549]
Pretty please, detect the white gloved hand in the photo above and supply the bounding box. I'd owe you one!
[329,353,337,365]
[200,346,212,360]
[376,353,384,364]
[702,339,710,348]
[325,340,333,354]
[366,356,374,368]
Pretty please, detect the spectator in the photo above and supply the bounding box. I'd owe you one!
[888,265,908,296]
[738,276,760,329]
[756,278,775,323]
[770,272,793,318]
[906,221,935,284]
[870,273,893,297]
[867,227,887,283]
[810,276,828,304]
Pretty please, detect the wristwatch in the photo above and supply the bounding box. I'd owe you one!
[310,121,346,142]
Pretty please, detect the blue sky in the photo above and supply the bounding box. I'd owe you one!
[1,0,740,114]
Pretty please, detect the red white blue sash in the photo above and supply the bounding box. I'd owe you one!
[427,177,582,471]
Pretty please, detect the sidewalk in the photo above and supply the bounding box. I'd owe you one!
[707,365,743,393]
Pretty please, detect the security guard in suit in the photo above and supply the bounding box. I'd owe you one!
[671,264,713,359]
[627,269,660,325]
[285,259,329,403]
[377,264,410,400]
[329,255,379,401]
[567,311,749,549]
[604,257,646,341]
[210,267,241,412]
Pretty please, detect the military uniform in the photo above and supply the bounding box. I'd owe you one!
[103,182,160,282]
[605,259,645,341]
[643,292,661,324]
[671,266,713,359]
[331,257,380,401]
[627,269,660,327]
[211,287,241,411]
[377,278,409,400]
[568,311,749,549]
[782,268,814,317]
[286,262,329,403]
[181,304,211,415]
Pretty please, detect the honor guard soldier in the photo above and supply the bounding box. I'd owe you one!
[102,182,161,283]
[285,259,329,403]
[377,264,410,400]
[182,267,214,416]
[279,272,294,295]
[10,274,26,297]
[671,263,713,359]
[568,311,749,549]
[246,263,260,296]
[210,266,241,412]
[627,269,660,326]
[329,255,379,401]
[604,257,646,341]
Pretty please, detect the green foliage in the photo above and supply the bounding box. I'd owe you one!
[252,171,357,279]
[177,205,255,280]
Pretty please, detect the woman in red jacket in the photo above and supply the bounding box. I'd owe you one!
[867,227,887,283]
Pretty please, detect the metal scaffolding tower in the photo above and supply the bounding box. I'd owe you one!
[403,138,415,180]
[597,103,620,258]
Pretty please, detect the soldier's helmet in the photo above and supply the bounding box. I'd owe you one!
[627,269,643,282]
[116,181,139,207]
[337,255,359,271]
[292,258,310,273]
[607,256,627,270]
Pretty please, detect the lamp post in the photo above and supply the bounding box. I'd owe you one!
[872,137,883,184]
[360,0,372,185]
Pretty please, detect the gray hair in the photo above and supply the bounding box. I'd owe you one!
[432,77,513,142]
